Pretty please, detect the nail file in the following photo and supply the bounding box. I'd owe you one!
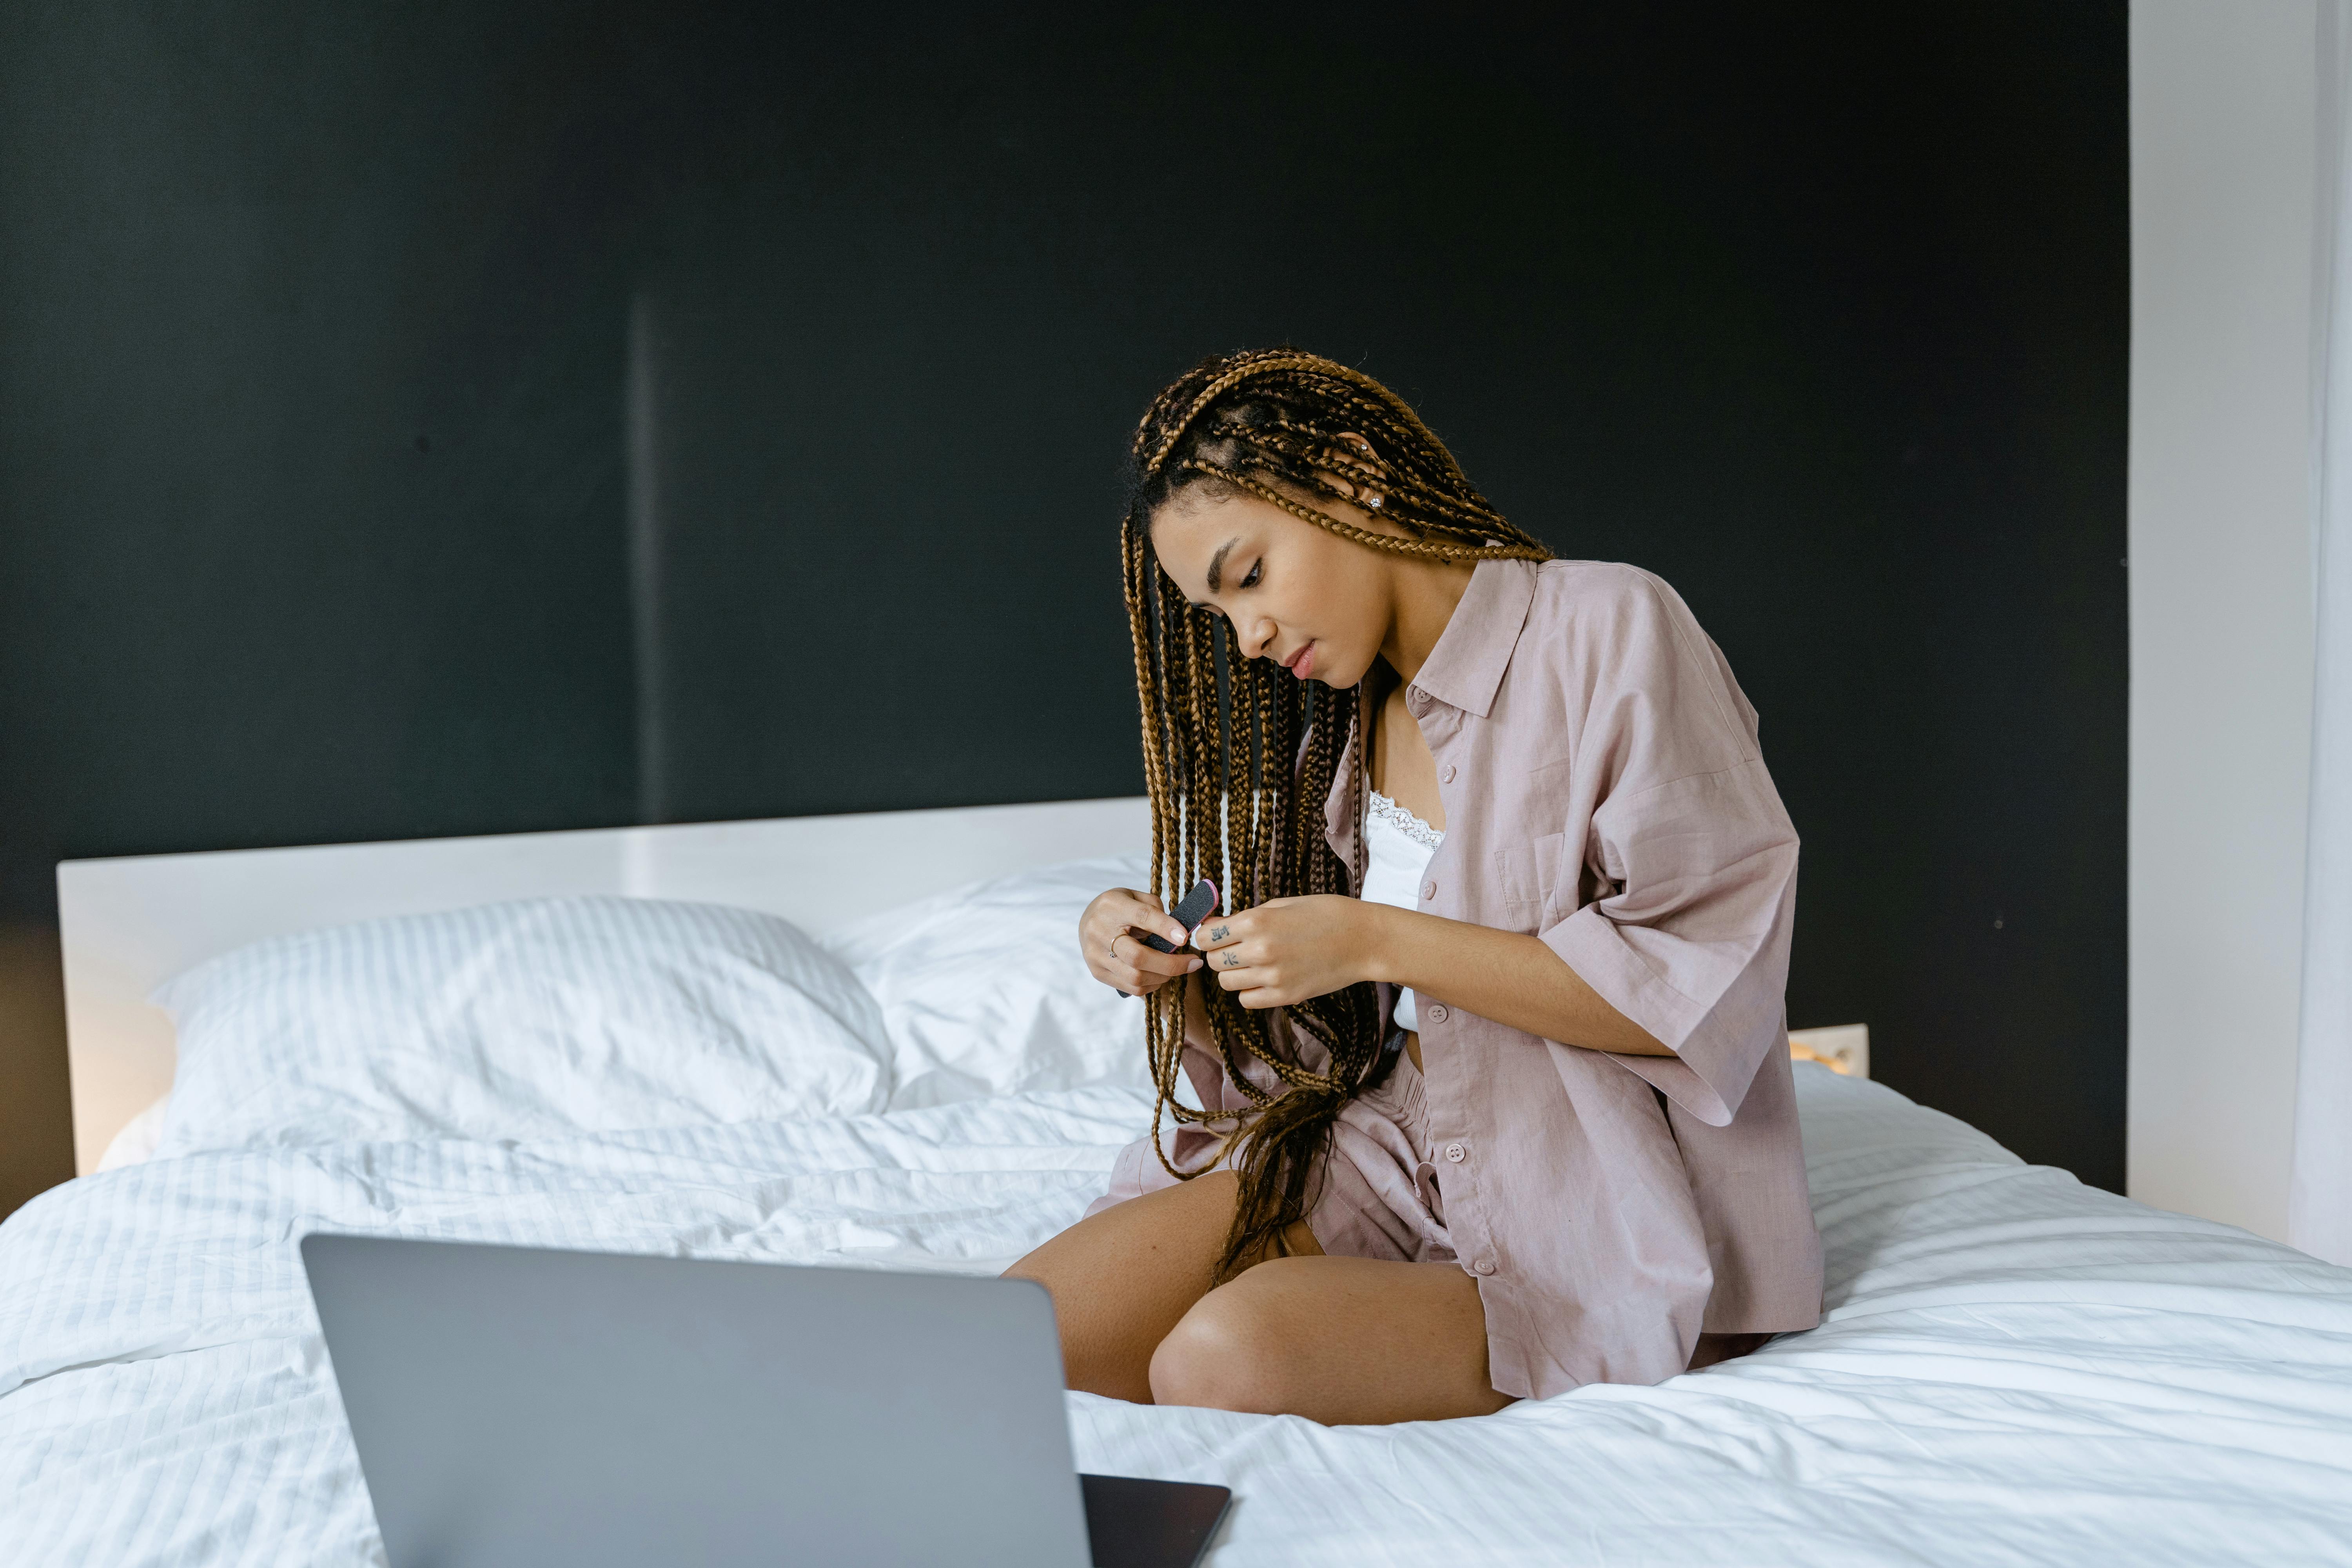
[1140,877,1220,953]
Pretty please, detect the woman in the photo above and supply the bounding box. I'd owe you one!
[1005,350,1822,1425]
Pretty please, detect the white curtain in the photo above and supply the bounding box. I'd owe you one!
[2296,0,2352,1267]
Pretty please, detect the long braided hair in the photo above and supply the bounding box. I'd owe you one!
[1120,348,1552,1278]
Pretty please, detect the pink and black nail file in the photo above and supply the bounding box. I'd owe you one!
[1141,878,1220,953]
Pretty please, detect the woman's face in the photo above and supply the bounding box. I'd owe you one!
[1148,482,1401,688]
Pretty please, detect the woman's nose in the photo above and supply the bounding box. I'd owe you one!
[1236,619,1277,661]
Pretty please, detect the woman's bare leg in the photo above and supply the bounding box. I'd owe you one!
[1006,1172,1511,1423]
[1149,1255,1514,1425]
[1004,1171,1302,1403]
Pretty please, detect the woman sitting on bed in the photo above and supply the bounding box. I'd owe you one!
[1005,350,1822,1425]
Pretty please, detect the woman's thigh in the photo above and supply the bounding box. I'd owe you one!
[1002,1170,1316,1404]
[1149,1254,1514,1425]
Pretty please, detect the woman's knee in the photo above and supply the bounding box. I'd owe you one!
[1146,1261,1315,1414]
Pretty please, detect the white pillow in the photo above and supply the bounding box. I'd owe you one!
[153,897,891,1155]
[822,854,1153,1110]
[96,1093,171,1170]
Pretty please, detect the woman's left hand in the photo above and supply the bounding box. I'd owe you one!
[1190,895,1394,1009]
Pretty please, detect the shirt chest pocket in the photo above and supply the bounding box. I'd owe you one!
[1493,832,1569,930]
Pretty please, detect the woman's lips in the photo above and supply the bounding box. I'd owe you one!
[1283,641,1316,679]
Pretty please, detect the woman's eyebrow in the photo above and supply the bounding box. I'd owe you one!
[1204,537,1238,593]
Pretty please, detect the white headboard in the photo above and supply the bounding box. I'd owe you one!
[56,797,1151,1174]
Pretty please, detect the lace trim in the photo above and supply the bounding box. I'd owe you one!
[1367,789,1445,849]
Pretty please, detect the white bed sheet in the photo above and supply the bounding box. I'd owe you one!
[4,1065,2350,1566]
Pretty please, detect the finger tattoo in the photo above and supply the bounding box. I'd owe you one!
[1223,950,1241,967]
[1210,924,1230,942]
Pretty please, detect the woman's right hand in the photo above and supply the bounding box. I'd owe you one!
[1081,887,1203,996]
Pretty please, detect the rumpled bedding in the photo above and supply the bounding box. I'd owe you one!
[5,1063,2350,1565]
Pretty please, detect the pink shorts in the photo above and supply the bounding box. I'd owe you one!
[1086,1049,1459,1267]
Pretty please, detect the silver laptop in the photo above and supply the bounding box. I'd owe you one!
[302,1234,1230,1568]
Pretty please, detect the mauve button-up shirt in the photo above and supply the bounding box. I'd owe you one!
[1180,557,1822,1400]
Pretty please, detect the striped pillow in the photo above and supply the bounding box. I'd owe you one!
[152,897,891,1155]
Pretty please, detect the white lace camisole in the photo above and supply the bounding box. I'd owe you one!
[1359,789,1443,1031]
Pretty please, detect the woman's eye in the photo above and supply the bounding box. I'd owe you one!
[1241,561,1262,589]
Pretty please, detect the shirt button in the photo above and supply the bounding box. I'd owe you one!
[1420,879,1437,900]
[1440,764,1456,784]
[1472,1258,1496,1276]
[1444,1141,1466,1163]
[1426,1003,1449,1024]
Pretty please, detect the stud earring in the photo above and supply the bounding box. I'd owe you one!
[1367,493,1384,509]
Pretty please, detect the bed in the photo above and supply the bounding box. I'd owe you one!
[5,801,2352,1565]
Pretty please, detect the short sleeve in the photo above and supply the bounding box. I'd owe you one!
[1527,571,1799,1127]
[1538,761,1798,1125]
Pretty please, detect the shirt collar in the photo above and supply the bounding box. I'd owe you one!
[1405,557,1538,719]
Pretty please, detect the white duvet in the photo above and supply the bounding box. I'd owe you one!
[5,1063,2352,1566]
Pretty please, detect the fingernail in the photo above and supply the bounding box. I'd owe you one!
[1188,958,1203,972]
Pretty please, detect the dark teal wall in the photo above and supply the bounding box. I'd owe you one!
[0,4,2128,1202]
